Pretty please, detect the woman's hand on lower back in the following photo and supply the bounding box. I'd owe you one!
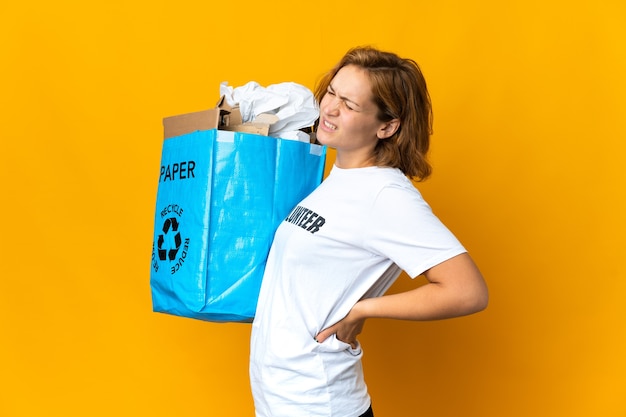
[315,304,366,349]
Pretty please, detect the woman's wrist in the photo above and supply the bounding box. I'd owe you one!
[352,297,376,321]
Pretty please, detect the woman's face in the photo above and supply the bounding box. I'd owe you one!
[316,64,389,168]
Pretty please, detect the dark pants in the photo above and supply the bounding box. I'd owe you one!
[359,405,374,417]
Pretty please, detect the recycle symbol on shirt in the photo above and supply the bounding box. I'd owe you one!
[157,217,182,261]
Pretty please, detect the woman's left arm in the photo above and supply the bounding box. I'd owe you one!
[315,253,488,346]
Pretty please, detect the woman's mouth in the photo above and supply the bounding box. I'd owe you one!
[322,119,337,131]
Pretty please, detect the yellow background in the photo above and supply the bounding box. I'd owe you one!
[1,0,625,416]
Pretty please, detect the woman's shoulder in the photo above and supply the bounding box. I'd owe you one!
[375,167,421,192]
[325,165,420,200]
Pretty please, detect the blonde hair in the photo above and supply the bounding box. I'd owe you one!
[315,46,433,180]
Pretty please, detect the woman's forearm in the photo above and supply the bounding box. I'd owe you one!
[353,253,488,321]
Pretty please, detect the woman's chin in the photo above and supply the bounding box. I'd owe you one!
[315,130,332,146]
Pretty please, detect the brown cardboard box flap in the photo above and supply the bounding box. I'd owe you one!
[163,109,220,139]
[163,97,279,140]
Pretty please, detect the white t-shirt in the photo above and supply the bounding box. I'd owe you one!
[250,165,466,417]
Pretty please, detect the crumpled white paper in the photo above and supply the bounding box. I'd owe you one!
[220,81,319,142]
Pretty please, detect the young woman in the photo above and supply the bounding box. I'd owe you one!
[249,46,489,417]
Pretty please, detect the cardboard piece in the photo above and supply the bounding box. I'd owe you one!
[163,97,281,140]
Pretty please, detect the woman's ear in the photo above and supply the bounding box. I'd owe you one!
[377,119,400,139]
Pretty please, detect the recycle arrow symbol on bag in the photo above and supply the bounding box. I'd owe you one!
[157,217,182,261]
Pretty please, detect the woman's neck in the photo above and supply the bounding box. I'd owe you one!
[334,151,377,169]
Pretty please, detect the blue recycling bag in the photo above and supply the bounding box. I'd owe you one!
[150,128,326,322]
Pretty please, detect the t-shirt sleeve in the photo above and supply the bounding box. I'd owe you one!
[363,183,467,278]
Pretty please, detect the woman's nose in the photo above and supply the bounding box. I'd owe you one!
[322,95,340,115]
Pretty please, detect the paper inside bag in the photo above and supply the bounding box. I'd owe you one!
[220,81,319,142]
